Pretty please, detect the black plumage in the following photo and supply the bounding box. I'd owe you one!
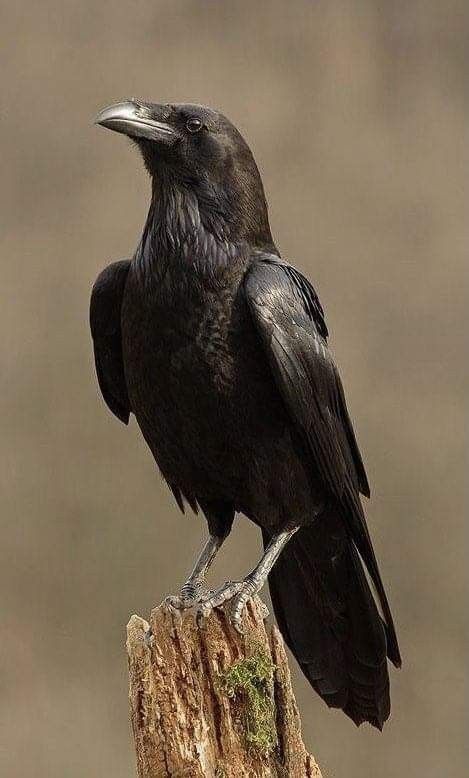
[90,100,401,729]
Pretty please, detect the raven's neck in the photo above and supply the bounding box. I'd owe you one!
[134,171,276,283]
[134,177,247,283]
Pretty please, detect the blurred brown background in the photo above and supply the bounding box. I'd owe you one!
[1,1,467,776]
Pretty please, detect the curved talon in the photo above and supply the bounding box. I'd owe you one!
[257,600,270,620]
[231,588,256,633]
[162,594,183,611]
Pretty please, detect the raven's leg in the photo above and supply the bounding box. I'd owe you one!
[166,533,225,610]
[165,501,235,611]
[197,524,299,632]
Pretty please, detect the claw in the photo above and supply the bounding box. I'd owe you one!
[230,589,253,633]
[169,576,267,633]
[193,579,262,633]
[257,600,270,620]
[162,594,182,612]
[195,603,213,629]
[231,610,245,634]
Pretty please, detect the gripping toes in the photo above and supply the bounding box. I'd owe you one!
[230,577,260,633]
[196,576,262,633]
[197,580,244,620]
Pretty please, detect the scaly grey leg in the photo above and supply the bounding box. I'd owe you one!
[165,533,224,610]
[197,524,299,632]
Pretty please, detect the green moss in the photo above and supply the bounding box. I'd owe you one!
[220,645,277,753]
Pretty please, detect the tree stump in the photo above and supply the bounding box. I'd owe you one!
[126,597,322,777]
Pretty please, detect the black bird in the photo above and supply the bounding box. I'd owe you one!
[90,100,401,729]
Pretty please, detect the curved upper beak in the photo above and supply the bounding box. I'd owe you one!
[94,101,177,144]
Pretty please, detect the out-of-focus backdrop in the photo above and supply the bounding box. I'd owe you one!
[1,2,466,776]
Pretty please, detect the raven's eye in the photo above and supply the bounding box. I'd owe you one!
[186,117,203,133]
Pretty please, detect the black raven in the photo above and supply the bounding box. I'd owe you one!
[91,100,401,729]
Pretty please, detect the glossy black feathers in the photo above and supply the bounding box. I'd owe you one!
[264,515,391,729]
[245,257,400,671]
[90,102,400,730]
[245,256,369,499]
[90,260,131,424]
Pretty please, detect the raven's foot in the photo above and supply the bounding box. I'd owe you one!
[196,576,267,633]
[163,578,212,613]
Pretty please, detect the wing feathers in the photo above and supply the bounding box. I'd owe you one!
[90,260,131,424]
[245,256,400,668]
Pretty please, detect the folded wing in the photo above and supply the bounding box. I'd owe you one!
[244,255,400,667]
[90,260,131,424]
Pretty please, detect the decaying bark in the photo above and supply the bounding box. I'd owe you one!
[126,597,322,777]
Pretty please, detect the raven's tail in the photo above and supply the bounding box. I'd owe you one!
[263,506,399,729]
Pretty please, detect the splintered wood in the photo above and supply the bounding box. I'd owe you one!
[126,598,322,777]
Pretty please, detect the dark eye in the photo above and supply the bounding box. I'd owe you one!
[186,117,203,133]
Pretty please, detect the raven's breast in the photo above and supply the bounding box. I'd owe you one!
[120,260,317,523]
[120,264,264,487]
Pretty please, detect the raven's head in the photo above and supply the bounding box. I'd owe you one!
[95,100,274,249]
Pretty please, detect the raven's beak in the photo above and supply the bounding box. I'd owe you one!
[94,101,177,144]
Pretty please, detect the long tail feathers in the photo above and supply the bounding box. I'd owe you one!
[264,505,400,729]
[342,490,401,669]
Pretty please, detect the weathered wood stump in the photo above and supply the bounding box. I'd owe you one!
[126,597,322,777]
